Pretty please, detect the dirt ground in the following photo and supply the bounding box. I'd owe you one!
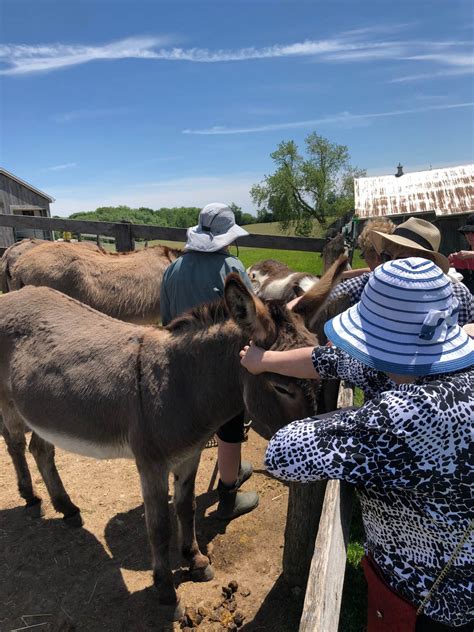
[0,430,306,632]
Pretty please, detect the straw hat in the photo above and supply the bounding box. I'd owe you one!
[325,257,474,376]
[185,203,249,253]
[369,217,449,273]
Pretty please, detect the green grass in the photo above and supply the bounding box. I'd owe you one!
[101,238,367,276]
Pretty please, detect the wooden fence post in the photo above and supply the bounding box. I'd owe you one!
[282,480,327,587]
[299,481,354,632]
[114,220,135,252]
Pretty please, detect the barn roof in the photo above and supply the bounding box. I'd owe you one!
[354,163,474,219]
[0,167,55,203]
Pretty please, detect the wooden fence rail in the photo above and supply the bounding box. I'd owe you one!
[0,214,326,253]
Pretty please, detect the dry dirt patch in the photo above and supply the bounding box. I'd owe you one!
[0,430,304,631]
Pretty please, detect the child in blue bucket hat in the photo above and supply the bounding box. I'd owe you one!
[240,257,474,631]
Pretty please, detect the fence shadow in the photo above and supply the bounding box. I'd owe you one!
[239,574,303,632]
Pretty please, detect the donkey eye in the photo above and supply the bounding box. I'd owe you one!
[273,384,295,398]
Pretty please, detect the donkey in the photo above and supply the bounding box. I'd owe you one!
[0,238,103,294]
[247,232,350,303]
[0,256,346,619]
[247,259,320,303]
[3,239,181,324]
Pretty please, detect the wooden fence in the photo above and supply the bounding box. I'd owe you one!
[0,214,326,253]
[283,383,355,631]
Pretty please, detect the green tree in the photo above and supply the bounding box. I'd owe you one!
[251,133,365,235]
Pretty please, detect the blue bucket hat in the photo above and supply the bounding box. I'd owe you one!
[325,257,474,376]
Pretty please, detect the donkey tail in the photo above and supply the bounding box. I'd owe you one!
[0,249,11,293]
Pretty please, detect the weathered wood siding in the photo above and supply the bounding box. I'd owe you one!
[355,164,474,218]
[0,173,52,247]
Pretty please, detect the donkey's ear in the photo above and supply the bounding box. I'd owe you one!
[224,273,277,347]
[292,254,348,332]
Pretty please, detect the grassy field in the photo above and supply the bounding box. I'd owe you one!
[110,238,365,274]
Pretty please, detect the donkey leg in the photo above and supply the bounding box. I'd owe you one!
[173,452,214,582]
[137,461,184,621]
[2,407,43,517]
[28,432,82,527]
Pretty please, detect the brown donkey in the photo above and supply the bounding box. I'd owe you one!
[2,239,181,324]
[0,238,102,294]
[0,256,346,619]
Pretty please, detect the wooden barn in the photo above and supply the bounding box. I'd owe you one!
[0,168,54,255]
[354,163,474,255]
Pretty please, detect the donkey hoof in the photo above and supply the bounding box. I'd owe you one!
[63,511,84,528]
[25,500,44,519]
[190,564,214,583]
[159,600,185,622]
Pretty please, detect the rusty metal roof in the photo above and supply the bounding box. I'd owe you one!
[354,163,474,219]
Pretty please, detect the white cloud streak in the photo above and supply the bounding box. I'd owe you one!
[182,102,474,135]
[43,162,77,171]
[0,30,471,78]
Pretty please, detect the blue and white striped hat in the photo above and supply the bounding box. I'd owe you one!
[325,257,474,376]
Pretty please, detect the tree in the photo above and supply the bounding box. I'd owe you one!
[228,202,257,226]
[251,133,365,235]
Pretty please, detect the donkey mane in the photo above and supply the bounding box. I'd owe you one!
[104,245,182,261]
[166,299,230,333]
[166,294,298,338]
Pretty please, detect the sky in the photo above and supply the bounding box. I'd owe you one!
[0,0,473,216]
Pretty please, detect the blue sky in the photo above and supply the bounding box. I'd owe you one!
[1,0,473,216]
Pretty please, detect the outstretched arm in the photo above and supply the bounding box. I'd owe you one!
[239,343,318,379]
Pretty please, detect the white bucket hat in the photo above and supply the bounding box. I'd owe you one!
[325,257,474,376]
[185,203,249,253]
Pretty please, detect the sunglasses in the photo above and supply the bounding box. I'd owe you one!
[380,251,393,263]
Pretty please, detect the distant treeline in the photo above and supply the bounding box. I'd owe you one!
[65,204,275,228]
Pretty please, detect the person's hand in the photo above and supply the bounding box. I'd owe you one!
[451,250,474,261]
[239,341,266,374]
[463,323,474,338]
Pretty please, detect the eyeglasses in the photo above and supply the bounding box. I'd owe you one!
[380,251,393,263]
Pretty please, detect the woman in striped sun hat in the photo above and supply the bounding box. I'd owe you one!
[240,257,474,632]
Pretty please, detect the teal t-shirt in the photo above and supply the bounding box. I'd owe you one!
[160,250,253,325]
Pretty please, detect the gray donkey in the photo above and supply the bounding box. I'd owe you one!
[0,256,346,620]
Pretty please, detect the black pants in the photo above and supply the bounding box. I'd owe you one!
[416,614,473,631]
[216,411,246,443]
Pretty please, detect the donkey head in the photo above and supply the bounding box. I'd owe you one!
[224,254,347,438]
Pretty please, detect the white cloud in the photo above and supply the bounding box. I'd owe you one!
[43,162,77,171]
[49,174,258,215]
[182,102,474,135]
[390,67,474,83]
[0,30,471,77]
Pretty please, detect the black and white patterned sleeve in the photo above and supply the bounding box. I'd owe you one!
[265,391,435,489]
[312,346,393,397]
[452,282,473,326]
